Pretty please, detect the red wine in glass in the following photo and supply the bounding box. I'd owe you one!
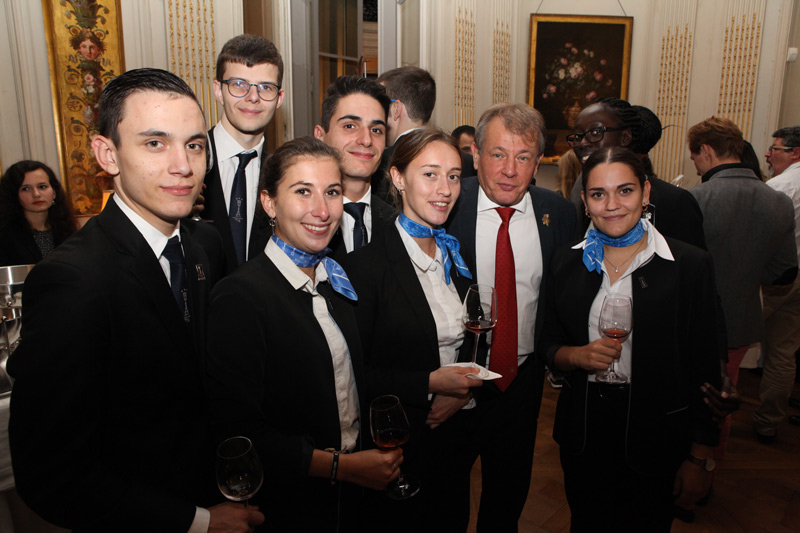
[370,395,420,500]
[461,284,498,364]
[596,296,632,384]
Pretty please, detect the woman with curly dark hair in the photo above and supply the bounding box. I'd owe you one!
[0,160,78,266]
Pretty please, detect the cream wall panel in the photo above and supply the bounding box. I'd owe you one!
[0,0,59,175]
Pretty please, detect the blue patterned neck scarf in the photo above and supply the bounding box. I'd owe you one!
[582,220,646,274]
[397,213,472,285]
[271,235,357,301]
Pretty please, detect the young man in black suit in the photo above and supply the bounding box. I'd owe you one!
[314,76,397,258]
[8,68,263,532]
[446,103,577,531]
[202,34,284,273]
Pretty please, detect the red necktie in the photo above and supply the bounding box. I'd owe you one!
[491,207,518,391]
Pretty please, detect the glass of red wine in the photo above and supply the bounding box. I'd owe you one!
[461,284,498,365]
[370,395,420,500]
[216,436,263,507]
[596,295,632,384]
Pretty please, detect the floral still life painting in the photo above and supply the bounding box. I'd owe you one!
[527,15,632,159]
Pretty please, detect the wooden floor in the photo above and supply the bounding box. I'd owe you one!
[467,369,800,532]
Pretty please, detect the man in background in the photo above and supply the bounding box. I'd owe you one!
[314,76,396,258]
[203,34,284,273]
[753,126,800,441]
[688,117,797,461]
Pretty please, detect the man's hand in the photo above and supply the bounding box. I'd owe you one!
[208,501,264,533]
[701,376,741,424]
[672,460,713,509]
[427,394,470,429]
[338,448,402,490]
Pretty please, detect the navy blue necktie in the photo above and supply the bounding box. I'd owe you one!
[343,202,368,251]
[162,236,190,323]
[230,151,258,264]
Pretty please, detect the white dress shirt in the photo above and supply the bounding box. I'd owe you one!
[572,220,674,382]
[113,194,180,283]
[213,122,264,259]
[341,189,374,253]
[266,239,360,451]
[767,161,800,263]
[475,188,542,366]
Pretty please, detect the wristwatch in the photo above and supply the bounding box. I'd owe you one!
[687,454,716,472]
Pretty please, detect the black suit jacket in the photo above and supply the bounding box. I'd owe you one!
[540,237,721,474]
[8,199,224,531]
[0,219,44,266]
[202,127,272,274]
[342,222,474,434]
[205,252,367,530]
[327,194,397,261]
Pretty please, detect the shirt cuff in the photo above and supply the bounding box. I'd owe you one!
[188,507,210,533]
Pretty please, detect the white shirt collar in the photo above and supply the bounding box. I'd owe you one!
[395,219,443,273]
[265,238,328,291]
[213,122,264,162]
[112,194,180,259]
[394,127,424,144]
[343,187,372,207]
[476,185,531,214]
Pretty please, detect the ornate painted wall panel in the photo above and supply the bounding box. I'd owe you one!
[167,0,218,126]
[454,0,475,128]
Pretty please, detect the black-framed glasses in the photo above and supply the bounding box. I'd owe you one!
[221,78,281,101]
[566,126,626,148]
[767,145,796,154]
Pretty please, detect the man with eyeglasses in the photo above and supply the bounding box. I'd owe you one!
[753,126,800,441]
[688,117,797,460]
[203,34,285,273]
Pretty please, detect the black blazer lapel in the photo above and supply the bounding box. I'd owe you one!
[204,129,240,273]
[97,201,192,352]
[384,226,440,361]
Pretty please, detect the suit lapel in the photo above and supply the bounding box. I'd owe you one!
[384,226,441,360]
[205,128,239,271]
[98,201,192,352]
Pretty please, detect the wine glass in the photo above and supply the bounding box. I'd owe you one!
[596,296,632,384]
[461,284,498,365]
[370,395,420,500]
[216,436,263,506]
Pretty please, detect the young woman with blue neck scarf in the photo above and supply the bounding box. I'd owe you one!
[205,137,401,531]
[539,147,723,532]
[342,129,482,530]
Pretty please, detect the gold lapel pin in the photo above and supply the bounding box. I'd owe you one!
[542,214,551,227]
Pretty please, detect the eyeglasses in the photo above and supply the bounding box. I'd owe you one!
[221,78,281,101]
[566,126,626,148]
[767,145,796,154]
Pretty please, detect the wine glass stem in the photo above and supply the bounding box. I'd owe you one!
[471,332,480,364]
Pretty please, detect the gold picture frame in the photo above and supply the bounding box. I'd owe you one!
[527,14,633,161]
[42,0,125,216]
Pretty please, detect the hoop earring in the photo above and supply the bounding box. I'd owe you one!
[269,218,276,230]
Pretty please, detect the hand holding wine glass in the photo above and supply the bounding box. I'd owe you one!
[596,296,632,384]
[370,395,420,500]
[216,436,264,507]
[462,284,498,366]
